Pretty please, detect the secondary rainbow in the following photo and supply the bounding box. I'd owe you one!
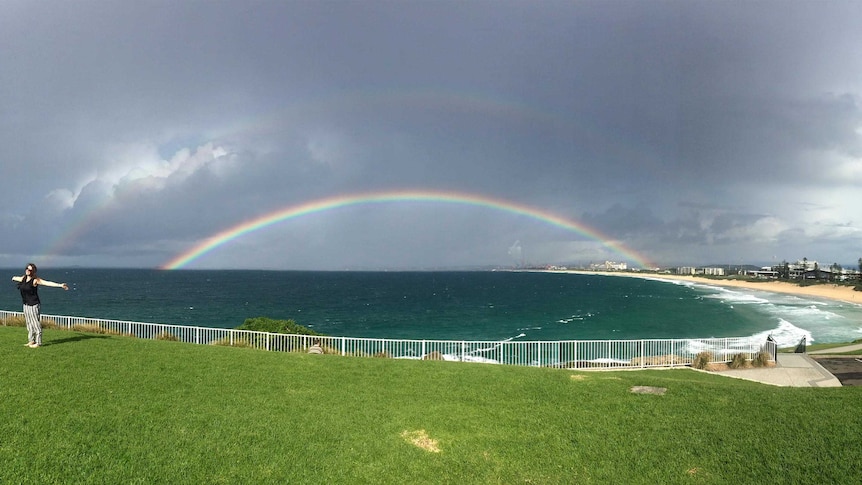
[161,189,653,270]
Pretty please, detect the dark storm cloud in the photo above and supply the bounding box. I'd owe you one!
[1,0,861,269]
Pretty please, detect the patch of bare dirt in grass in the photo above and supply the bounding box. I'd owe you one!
[401,429,440,453]
[630,386,667,395]
[570,374,626,382]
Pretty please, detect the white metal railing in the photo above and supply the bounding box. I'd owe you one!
[0,310,775,369]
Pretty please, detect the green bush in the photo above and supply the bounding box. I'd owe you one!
[691,351,713,370]
[236,316,322,336]
[729,353,748,369]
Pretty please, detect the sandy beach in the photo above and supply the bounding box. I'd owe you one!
[562,271,862,306]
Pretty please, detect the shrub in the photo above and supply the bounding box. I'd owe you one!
[210,337,255,348]
[752,350,772,367]
[2,316,26,327]
[691,351,713,370]
[373,351,393,359]
[155,331,180,341]
[236,317,322,336]
[70,323,134,337]
[729,353,748,369]
[423,351,445,361]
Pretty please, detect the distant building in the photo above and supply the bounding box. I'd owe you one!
[590,261,628,271]
[745,269,778,279]
[676,266,725,276]
[801,269,832,280]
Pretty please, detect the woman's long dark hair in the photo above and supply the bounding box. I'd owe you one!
[18,263,38,289]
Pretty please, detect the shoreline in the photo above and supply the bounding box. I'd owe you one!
[560,270,862,305]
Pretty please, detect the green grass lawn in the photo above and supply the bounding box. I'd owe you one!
[2,326,862,484]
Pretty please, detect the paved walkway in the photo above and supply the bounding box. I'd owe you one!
[807,343,862,354]
[715,353,842,387]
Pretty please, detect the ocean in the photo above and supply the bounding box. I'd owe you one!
[3,268,861,347]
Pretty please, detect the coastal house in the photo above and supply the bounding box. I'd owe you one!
[801,269,833,281]
[745,269,778,279]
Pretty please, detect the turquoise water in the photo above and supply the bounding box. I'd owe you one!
[3,269,861,347]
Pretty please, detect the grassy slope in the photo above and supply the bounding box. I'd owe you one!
[2,326,862,484]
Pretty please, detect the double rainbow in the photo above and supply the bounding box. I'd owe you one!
[161,189,652,270]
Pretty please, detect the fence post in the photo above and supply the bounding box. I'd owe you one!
[766,335,777,361]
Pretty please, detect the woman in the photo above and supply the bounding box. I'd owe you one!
[11,263,68,348]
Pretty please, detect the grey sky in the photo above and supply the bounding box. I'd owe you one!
[2,0,861,270]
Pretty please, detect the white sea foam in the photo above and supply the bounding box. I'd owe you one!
[660,279,862,345]
[746,319,812,348]
[701,288,770,305]
[458,355,500,364]
[469,333,526,353]
[556,313,593,324]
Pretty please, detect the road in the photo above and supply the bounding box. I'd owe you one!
[810,356,862,386]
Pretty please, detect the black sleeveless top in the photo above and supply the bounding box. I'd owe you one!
[18,277,40,306]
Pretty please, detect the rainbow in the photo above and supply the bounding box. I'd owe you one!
[43,88,631,262]
[161,189,653,270]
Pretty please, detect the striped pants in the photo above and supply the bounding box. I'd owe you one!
[23,304,42,346]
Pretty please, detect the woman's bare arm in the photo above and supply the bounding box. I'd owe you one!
[36,278,69,290]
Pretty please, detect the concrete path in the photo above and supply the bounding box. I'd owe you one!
[715,353,842,387]
[807,343,862,354]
